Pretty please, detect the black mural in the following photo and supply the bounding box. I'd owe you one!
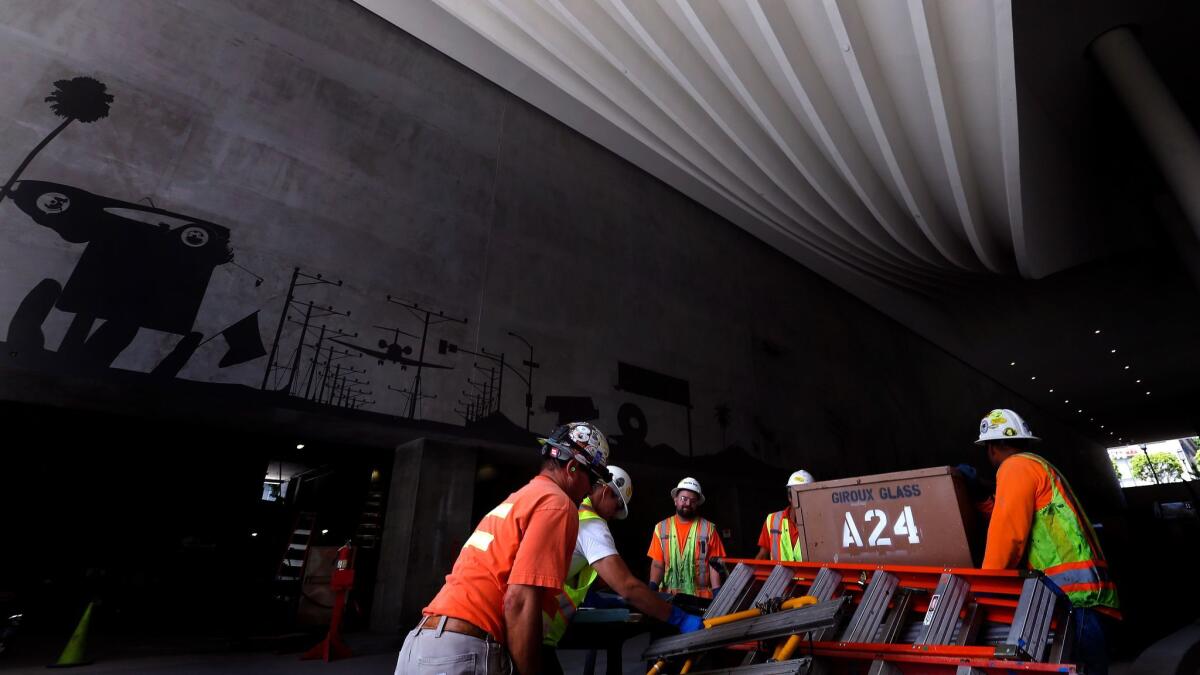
[0,77,754,453]
[331,337,452,371]
[1,77,264,375]
[615,361,694,455]
[0,77,112,209]
[7,180,236,367]
[543,396,599,425]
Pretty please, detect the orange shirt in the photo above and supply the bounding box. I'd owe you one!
[424,475,578,645]
[982,455,1054,569]
[646,516,727,562]
[757,510,799,551]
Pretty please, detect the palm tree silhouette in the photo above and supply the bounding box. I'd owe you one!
[0,76,113,206]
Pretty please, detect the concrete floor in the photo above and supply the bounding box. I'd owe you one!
[0,632,655,675]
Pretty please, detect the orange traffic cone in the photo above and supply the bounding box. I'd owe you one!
[48,601,94,668]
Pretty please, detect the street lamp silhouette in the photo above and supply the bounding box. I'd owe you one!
[439,332,540,430]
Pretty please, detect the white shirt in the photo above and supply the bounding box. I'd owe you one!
[568,517,619,579]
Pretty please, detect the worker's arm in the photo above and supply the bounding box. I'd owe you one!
[981,458,1042,569]
[593,555,703,632]
[594,555,671,621]
[754,547,769,560]
[649,559,664,588]
[708,530,727,591]
[503,583,542,675]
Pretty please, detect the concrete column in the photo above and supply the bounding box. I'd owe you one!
[371,438,477,632]
[1090,27,1200,242]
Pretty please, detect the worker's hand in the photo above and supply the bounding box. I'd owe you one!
[955,463,978,481]
[667,606,704,633]
[955,463,991,502]
[649,580,659,592]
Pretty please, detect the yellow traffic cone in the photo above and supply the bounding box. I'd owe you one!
[48,601,94,668]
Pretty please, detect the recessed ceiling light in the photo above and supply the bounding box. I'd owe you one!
[321,529,329,535]
[1101,425,1105,429]
[1124,366,1130,370]
[1146,391,1151,395]
[1010,361,1016,366]
[1110,349,1117,354]
[1077,409,1082,413]
[1089,418,1094,421]
[1064,399,1070,403]
[1049,388,1055,393]
[1136,379,1142,383]
[1109,432,1114,435]
[1031,376,1037,380]
[251,532,258,537]
[1094,330,1101,334]
[296,444,305,449]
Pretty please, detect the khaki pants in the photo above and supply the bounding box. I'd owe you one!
[395,616,512,675]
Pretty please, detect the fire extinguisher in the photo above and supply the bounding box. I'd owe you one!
[332,541,355,591]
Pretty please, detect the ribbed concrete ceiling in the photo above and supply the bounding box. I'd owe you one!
[359,0,1200,445]
[359,0,1035,293]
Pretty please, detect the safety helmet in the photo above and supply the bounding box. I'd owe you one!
[606,465,633,520]
[786,469,815,487]
[975,408,1040,445]
[540,422,610,478]
[670,477,705,506]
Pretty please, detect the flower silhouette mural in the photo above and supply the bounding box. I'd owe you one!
[0,77,114,206]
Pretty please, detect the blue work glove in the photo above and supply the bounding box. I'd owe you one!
[955,463,991,503]
[955,463,977,482]
[649,580,659,592]
[667,606,704,633]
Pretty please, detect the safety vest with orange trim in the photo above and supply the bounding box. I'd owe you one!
[1016,453,1120,616]
[655,516,715,598]
[542,497,604,647]
[764,510,803,562]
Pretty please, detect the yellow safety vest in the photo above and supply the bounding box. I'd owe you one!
[1015,453,1119,615]
[764,510,802,562]
[543,498,604,646]
[655,516,714,598]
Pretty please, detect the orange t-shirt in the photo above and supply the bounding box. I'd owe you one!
[756,510,799,552]
[646,517,727,562]
[982,455,1054,569]
[423,475,579,645]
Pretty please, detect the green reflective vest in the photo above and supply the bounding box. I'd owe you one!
[765,510,802,562]
[1016,453,1120,613]
[655,516,715,597]
[543,498,604,646]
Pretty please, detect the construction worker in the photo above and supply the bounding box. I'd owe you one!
[396,422,612,675]
[754,470,814,561]
[647,477,726,598]
[542,466,704,674]
[973,408,1119,675]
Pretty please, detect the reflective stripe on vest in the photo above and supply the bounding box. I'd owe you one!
[1016,453,1120,613]
[765,510,802,562]
[543,498,605,647]
[656,516,714,598]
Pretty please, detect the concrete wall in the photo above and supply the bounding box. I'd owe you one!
[0,0,1118,509]
[372,438,477,631]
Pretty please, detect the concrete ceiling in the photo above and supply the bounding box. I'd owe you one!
[355,0,1200,446]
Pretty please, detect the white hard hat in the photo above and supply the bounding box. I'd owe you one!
[670,477,704,505]
[786,469,815,487]
[606,465,633,520]
[976,408,1040,445]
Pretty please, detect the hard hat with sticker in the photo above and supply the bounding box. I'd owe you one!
[976,408,1040,445]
